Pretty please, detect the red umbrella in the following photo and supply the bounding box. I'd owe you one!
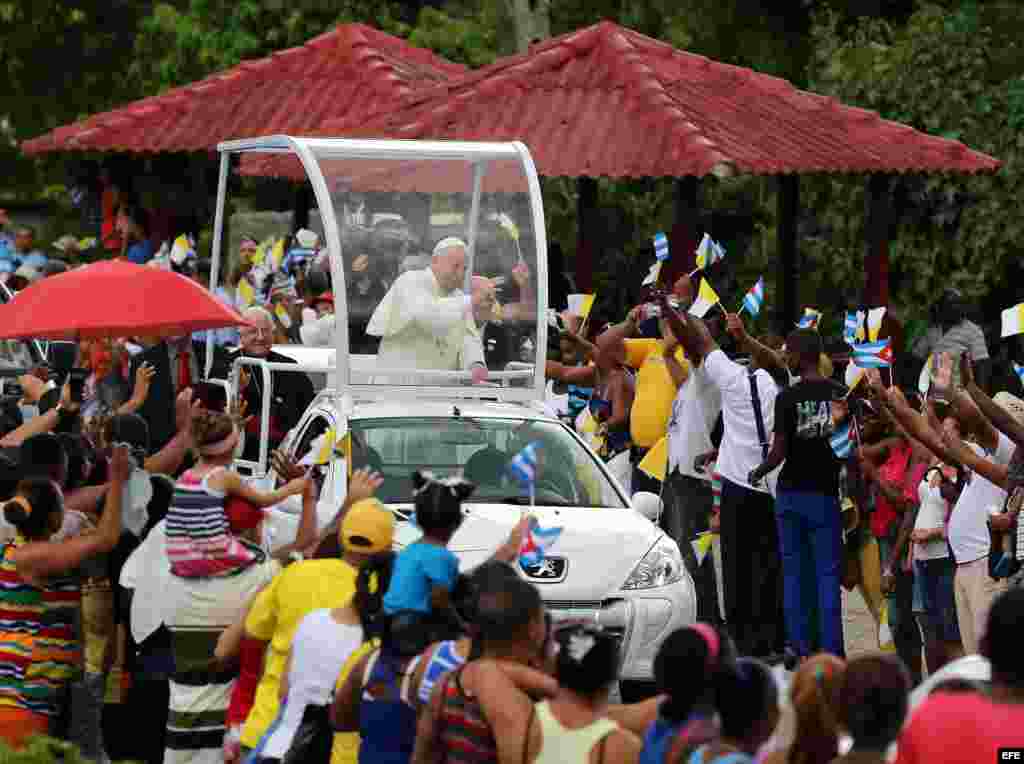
[0,260,251,340]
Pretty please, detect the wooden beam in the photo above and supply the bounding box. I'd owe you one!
[776,174,799,335]
[664,177,700,290]
[864,173,893,307]
[575,177,598,293]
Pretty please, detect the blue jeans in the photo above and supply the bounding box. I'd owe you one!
[775,491,844,657]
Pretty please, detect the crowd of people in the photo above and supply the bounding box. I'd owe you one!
[3,187,1024,763]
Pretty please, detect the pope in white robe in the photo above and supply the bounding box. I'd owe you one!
[366,237,494,385]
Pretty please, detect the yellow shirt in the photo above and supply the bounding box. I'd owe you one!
[330,640,379,764]
[624,338,689,448]
[241,559,358,748]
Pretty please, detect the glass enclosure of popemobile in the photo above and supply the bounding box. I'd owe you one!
[205,137,550,485]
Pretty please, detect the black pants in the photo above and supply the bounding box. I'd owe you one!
[662,471,719,623]
[103,678,169,764]
[719,478,785,656]
[631,446,662,496]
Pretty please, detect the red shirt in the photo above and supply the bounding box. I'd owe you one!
[872,442,912,538]
[896,692,1024,764]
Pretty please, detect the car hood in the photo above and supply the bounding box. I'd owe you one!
[393,502,662,599]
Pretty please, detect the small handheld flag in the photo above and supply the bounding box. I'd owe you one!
[845,362,865,394]
[1002,304,1024,338]
[508,441,542,504]
[694,233,726,271]
[688,278,721,318]
[843,312,859,345]
[642,261,662,287]
[852,339,893,369]
[856,310,866,341]
[1014,362,1024,387]
[638,437,669,481]
[740,277,765,318]
[653,232,669,261]
[867,307,887,342]
[567,294,595,321]
[796,308,822,330]
[691,531,715,567]
[830,421,853,459]
[519,515,564,567]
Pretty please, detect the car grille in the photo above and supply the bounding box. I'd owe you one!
[544,600,603,610]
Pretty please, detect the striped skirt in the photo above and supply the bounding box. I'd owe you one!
[165,561,278,764]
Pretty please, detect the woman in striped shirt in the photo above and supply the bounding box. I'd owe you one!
[0,445,129,748]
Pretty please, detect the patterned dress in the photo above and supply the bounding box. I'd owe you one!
[0,538,81,728]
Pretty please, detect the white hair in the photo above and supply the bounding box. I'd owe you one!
[432,237,468,259]
[243,306,274,327]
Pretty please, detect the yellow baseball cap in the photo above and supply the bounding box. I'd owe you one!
[340,498,394,553]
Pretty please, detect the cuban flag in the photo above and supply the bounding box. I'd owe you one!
[742,277,765,317]
[519,515,564,567]
[852,339,893,369]
[830,421,853,459]
[1014,362,1024,387]
[843,311,859,345]
[653,232,670,261]
[508,441,541,492]
[796,308,822,330]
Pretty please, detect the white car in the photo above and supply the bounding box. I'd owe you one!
[208,136,696,695]
[255,383,696,694]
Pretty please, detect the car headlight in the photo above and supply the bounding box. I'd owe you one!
[621,535,684,590]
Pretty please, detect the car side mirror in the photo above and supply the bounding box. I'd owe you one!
[632,491,662,522]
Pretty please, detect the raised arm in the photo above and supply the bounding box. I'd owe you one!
[144,390,198,475]
[657,294,716,361]
[215,471,308,509]
[724,312,788,385]
[962,353,1024,448]
[12,444,129,579]
[544,360,597,386]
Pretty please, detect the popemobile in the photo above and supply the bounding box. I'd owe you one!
[204,135,696,698]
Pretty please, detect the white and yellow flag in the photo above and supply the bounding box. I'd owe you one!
[567,294,596,321]
[688,279,720,318]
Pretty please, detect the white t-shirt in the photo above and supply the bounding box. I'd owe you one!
[915,478,950,560]
[948,432,1013,565]
[667,363,722,480]
[703,350,781,495]
[262,609,364,759]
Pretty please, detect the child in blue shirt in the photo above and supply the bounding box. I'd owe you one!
[382,471,475,651]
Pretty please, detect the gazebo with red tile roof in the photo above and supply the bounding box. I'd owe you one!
[274,21,999,324]
[21,23,465,156]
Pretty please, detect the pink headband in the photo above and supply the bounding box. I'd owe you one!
[199,426,239,457]
[690,622,720,669]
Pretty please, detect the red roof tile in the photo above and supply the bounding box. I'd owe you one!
[21,24,465,156]
[249,21,997,178]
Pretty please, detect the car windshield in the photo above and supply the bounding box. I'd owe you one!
[351,417,628,509]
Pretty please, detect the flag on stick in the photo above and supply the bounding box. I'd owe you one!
[653,232,670,261]
[843,311,859,345]
[508,441,542,505]
[1002,304,1024,338]
[796,308,823,330]
[693,233,726,273]
[642,261,662,287]
[867,307,887,342]
[688,278,721,318]
[740,277,765,318]
[692,531,715,567]
[519,515,564,567]
[830,421,853,459]
[1014,362,1024,387]
[567,294,595,321]
[852,339,893,369]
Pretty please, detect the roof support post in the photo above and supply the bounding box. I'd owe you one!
[291,183,312,233]
[666,176,701,286]
[776,173,800,335]
[864,173,893,307]
[575,177,598,294]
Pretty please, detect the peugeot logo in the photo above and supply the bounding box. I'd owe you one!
[521,557,567,583]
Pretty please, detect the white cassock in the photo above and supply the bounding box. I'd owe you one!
[366,267,484,385]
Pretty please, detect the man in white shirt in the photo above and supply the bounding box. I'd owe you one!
[658,294,785,659]
[366,237,493,385]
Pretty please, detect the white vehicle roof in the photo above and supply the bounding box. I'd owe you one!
[209,136,549,405]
